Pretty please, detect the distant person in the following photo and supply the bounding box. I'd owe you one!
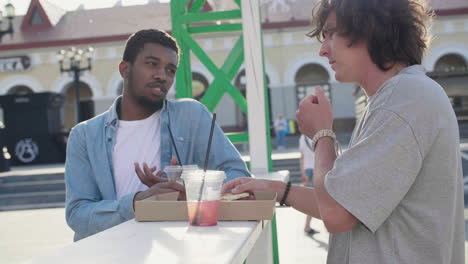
[65,29,250,241]
[223,0,464,263]
[274,114,287,149]
[299,134,318,235]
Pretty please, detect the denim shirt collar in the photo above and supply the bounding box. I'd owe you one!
[104,96,168,128]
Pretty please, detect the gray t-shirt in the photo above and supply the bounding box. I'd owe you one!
[325,65,465,264]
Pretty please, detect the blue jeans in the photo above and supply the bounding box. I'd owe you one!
[277,130,287,147]
[305,168,314,187]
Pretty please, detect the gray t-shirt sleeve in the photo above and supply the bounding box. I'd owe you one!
[325,109,423,233]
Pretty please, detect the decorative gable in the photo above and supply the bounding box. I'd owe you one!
[21,0,66,30]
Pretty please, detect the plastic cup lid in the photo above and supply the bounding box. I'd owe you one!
[164,165,182,173]
[181,170,226,181]
[182,165,199,170]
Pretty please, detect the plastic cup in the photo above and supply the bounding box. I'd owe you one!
[164,165,183,183]
[164,165,200,184]
[182,170,226,226]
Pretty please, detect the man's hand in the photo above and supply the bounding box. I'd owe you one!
[133,181,186,209]
[134,162,167,187]
[222,178,286,202]
[134,157,180,187]
[296,86,333,139]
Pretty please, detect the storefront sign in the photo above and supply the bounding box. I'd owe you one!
[0,56,31,73]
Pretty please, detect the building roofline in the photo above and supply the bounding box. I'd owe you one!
[0,34,132,51]
[435,7,468,16]
[0,6,466,52]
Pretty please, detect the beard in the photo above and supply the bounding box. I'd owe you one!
[135,95,164,112]
[127,69,165,113]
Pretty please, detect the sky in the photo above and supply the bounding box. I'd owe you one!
[3,0,170,16]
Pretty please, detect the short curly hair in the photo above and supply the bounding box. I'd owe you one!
[123,29,179,64]
[307,0,433,71]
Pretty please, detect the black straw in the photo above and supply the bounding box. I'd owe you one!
[203,113,216,172]
[192,113,216,225]
[167,109,182,166]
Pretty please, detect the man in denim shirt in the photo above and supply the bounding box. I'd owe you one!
[65,29,250,241]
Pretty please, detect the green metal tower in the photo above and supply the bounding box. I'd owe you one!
[170,0,278,263]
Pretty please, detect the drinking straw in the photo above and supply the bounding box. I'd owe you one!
[192,113,217,225]
[203,113,216,172]
[167,110,182,166]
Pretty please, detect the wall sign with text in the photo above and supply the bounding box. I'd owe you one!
[0,56,31,73]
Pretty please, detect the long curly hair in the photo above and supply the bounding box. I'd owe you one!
[307,0,433,71]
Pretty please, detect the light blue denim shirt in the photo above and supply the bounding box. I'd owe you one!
[65,97,250,241]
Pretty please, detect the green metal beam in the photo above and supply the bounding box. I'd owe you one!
[222,36,245,79]
[187,23,243,34]
[200,79,225,111]
[226,132,248,143]
[180,10,241,23]
[225,82,247,113]
[188,0,205,13]
[171,2,277,260]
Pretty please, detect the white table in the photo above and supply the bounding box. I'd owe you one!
[28,219,267,264]
[28,171,289,264]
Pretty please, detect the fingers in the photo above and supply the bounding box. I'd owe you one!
[315,86,331,107]
[221,177,251,193]
[154,170,167,182]
[304,94,318,104]
[135,162,152,186]
[231,180,258,194]
[143,163,154,178]
[156,181,186,193]
[135,163,168,187]
[170,157,179,166]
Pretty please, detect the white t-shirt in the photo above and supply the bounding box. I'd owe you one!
[299,135,314,169]
[113,111,161,199]
[274,118,287,132]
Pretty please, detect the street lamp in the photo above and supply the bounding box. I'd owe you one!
[0,3,15,42]
[56,46,94,124]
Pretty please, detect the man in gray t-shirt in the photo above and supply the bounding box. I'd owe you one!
[223,0,464,263]
[324,65,465,264]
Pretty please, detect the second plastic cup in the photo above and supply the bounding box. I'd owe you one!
[182,170,226,226]
[164,165,200,184]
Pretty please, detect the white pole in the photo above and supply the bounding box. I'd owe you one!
[241,0,269,173]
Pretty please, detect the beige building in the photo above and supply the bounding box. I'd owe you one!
[0,0,467,134]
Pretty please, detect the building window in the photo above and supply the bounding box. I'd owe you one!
[294,63,330,104]
[29,7,45,25]
[7,85,33,95]
[434,54,467,73]
[432,54,468,123]
[192,72,209,101]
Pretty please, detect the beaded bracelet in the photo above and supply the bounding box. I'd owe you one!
[280,181,291,206]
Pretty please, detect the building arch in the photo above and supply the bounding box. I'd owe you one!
[107,71,123,97]
[7,86,34,94]
[236,60,280,87]
[191,63,214,84]
[284,55,336,85]
[423,44,468,72]
[0,75,44,95]
[52,72,103,98]
[434,53,467,72]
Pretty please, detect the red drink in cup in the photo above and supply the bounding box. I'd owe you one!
[187,200,220,226]
[182,170,226,226]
